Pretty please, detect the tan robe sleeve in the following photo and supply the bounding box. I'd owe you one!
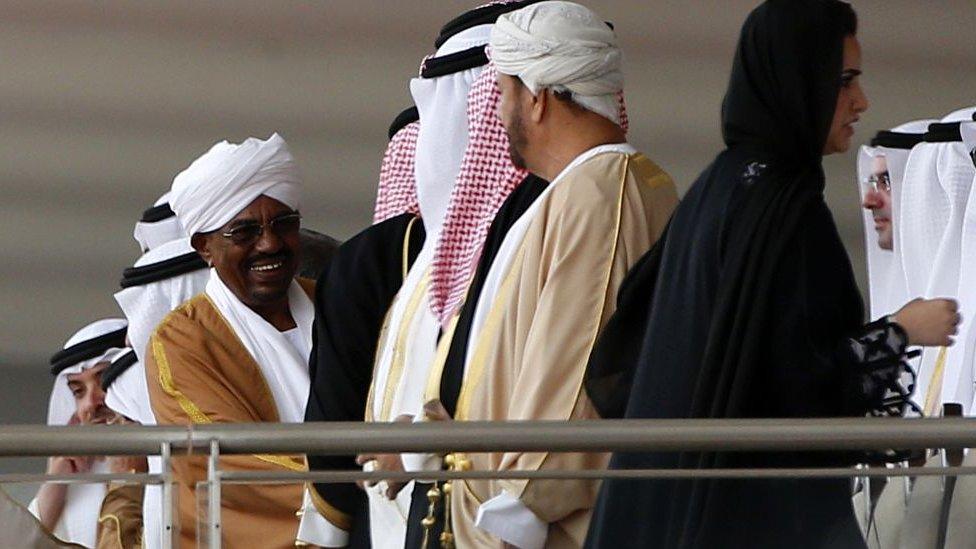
[145,299,305,549]
[97,484,143,549]
[457,153,677,545]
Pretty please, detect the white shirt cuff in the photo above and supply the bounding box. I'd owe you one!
[296,488,349,547]
[402,414,443,477]
[401,452,442,474]
[475,491,547,549]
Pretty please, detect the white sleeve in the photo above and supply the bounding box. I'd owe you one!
[295,487,349,548]
[401,414,443,474]
[474,491,547,549]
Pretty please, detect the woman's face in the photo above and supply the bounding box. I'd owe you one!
[823,35,869,155]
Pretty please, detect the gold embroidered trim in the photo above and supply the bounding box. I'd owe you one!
[153,331,305,470]
[518,154,631,496]
[364,304,394,422]
[153,335,211,425]
[201,293,282,423]
[455,155,631,500]
[454,247,525,421]
[379,271,430,421]
[424,314,461,404]
[97,513,125,549]
[403,216,419,280]
[306,482,353,531]
[923,346,949,416]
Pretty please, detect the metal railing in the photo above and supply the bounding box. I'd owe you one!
[3,417,975,548]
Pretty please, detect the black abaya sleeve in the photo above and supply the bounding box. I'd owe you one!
[304,213,424,533]
[761,200,910,421]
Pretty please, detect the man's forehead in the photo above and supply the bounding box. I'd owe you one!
[65,361,109,382]
[227,195,294,224]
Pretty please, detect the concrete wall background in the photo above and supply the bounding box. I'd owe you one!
[0,2,972,495]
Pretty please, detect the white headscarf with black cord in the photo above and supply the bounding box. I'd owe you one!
[30,318,127,549]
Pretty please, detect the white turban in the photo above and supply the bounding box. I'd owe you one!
[169,133,302,236]
[489,1,623,125]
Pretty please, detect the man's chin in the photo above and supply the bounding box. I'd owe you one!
[877,235,893,251]
[249,285,292,306]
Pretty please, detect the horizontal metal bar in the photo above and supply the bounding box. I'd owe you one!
[0,472,162,485]
[219,465,976,484]
[1,418,975,457]
[0,424,188,457]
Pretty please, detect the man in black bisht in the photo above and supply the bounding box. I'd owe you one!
[300,107,427,547]
[583,1,960,548]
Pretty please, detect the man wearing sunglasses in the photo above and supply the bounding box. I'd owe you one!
[145,133,315,548]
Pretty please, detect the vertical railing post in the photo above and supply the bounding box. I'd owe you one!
[207,439,221,549]
[160,441,174,549]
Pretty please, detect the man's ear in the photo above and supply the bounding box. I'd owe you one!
[190,233,213,267]
[530,88,547,124]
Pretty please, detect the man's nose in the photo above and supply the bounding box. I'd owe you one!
[253,226,284,253]
[862,190,882,209]
[79,390,106,423]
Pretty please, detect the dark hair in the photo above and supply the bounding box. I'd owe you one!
[831,1,858,36]
[552,88,587,114]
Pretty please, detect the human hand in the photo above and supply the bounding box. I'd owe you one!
[423,399,452,422]
[894,298,961,346]
[106,455,148,475]
[355,414,413,499]
[47,454,93,475]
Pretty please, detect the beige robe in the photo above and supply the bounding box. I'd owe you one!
[451,151,678,548]
[96,484,143,549]
[145,279,323,549]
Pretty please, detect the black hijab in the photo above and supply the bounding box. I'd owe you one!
[586,1,868,547]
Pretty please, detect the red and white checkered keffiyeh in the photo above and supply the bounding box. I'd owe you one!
[428,64,528,324]
[428,65,630,324]
[372,121,421,224]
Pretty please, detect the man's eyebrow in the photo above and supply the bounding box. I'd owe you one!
[227,217,259,228]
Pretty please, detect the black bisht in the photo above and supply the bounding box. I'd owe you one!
[304,212,425,545]
[585,1,871,548]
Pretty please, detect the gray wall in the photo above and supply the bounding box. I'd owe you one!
[0,1,973,431]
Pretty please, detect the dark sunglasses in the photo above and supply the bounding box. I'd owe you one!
[220,212,301,246]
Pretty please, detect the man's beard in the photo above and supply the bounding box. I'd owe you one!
[507,109,528,170]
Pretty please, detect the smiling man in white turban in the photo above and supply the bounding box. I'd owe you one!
[145,133,315,549]
[439,3,678,548]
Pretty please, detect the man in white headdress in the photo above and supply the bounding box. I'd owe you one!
[108,194,212,549]
[439,3,678,547]
[29,318,128,548]
[351,18,501,549]
[298,106,427,549]
[145,133,314,549]
[899,107,976,418]
[95,348,150,549]
[133,194,184,254]
[858,121,933,319]
[851,120,932,547]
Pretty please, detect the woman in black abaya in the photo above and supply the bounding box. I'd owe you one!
[584,1,960,548]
